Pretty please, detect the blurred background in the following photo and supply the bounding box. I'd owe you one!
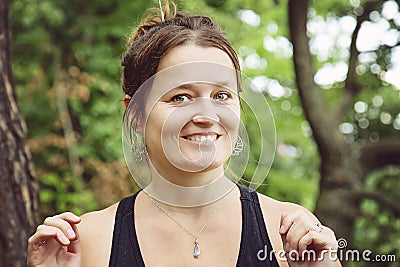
[1,0,399,266]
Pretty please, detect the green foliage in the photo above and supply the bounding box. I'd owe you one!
[353,167,400,266]
[11,0,150,216]
[10,1,400,265]
[40,172,98,217]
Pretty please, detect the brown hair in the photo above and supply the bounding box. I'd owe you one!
[122,0,240,124]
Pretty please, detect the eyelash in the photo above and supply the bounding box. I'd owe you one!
[170,94,191,103]
[214,92,231,101]
[169,91,232,104]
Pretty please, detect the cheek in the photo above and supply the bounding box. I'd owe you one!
[163,113,187,133]
[144,108,167,144]
[219,104,241,136]
[145,106,189,148]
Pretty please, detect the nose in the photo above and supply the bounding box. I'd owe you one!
[191,98,220,125]
[192,115,220,124]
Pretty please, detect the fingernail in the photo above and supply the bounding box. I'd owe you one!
[67,229,75,238]
[61,235,70,244]
[70,214,80,220]
[279,225,285,233]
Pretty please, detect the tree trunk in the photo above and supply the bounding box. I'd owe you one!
[315,155,363,244]
[0,0,40,266]
[288,0,363,248]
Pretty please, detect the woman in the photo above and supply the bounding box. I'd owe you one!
[28,1,340,266]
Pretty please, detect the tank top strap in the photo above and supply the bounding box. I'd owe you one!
[109,190,145,267]
[236,184,279,267]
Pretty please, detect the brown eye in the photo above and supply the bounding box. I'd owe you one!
[171,94,191,103]
[214,92,230,101]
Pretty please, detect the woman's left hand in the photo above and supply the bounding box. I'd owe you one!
[280,210,340,267]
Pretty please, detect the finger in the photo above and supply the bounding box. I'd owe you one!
[313,221,323,233]
[280,212,299,252]
[43,216,78,240]
[67,223,80,254]
[298,230,338,255]
[280,212,295,235]
[298,231,318,254]
[33,225,71,246]
[53,212,81,224]
[286,223,306,252]
[28,232,47,252]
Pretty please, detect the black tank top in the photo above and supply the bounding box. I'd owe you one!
[109,184,279,266]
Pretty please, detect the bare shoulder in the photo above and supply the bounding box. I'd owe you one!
[79,202,119,227]
[77,203,119,267]
[257,193,317,220]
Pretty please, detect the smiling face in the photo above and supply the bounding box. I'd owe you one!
[143,45,241,182]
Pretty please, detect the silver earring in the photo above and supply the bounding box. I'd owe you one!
[132,134,147,161]
[232,136,243,156]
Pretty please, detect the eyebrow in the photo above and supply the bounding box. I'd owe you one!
[177,81,235,90]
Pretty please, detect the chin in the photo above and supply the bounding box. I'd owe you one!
[197,155,231,173]
[170,153,229,173]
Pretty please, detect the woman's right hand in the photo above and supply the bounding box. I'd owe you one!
[27,212,81,267]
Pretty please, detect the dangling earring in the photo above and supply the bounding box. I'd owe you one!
[132,134,148,161]
[232,136,243,156]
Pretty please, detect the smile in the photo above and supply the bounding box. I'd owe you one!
[182,134,220,143]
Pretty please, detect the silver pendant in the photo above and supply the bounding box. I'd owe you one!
[193,239,200,258]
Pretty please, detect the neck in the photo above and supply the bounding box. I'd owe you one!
[145,166,236,207]
[155,160,226,187]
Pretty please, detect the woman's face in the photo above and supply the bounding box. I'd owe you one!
[142,45,241,179]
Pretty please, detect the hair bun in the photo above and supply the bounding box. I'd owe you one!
[126,0,176,47]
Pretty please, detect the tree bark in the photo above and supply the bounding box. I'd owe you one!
[0,0,40,266]
[288,0,364,246]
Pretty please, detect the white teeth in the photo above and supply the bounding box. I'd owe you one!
[187,135,217,143]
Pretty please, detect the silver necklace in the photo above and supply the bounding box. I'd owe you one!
[144,191,226,258]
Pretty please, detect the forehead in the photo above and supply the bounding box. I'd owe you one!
[142,45,239,112]
[157,45,234,71]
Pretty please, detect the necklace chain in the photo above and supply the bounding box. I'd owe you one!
[143,190,226,257]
